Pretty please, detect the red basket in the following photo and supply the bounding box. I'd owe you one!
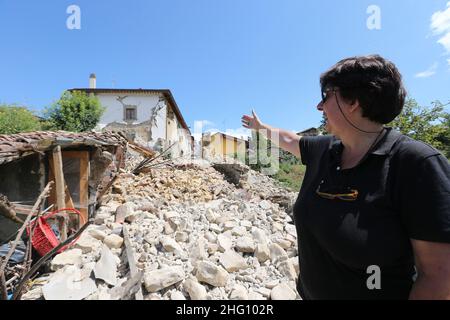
[28,208,86,257]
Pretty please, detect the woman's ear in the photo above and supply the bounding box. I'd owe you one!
[349,99,360,113]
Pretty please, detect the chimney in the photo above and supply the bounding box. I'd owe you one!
[89,73,96,89]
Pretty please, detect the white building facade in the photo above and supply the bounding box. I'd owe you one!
[71,75,192,158]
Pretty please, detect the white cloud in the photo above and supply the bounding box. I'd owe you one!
[196,120,215,128]
[192,120,216,141]
[431,2,450,53]
[415,62,438,78]
[223,128,251,140]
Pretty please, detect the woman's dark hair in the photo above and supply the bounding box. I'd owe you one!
[320,55,406,124]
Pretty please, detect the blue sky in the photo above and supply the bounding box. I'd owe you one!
[0,0,449,137]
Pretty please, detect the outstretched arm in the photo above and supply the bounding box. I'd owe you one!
[241,110,302,158]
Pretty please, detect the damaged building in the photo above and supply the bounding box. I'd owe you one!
[70,74,193,159]
[201,132,249,162]
[0,131,127,244]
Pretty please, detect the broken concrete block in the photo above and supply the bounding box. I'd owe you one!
[170,291,186,300]
[251,228,269,245]
[273,238,292,250]
[161,236,183,252]
[231,226,247,237]
[277,260,297,281]
[229,284,248,300]
[285,223,297,238]
[94,245,118,286]
[255,243,270,263]
[217,234,232,252]
[219,250,248,272]
[270,283,297,300]
[264,279,280,289]
[196,261,229,287]
[235,236,256,253]
[115,204,131,223]
[248,290,266,300]
[290,257,300,276]
[74,234,102,254]
[94,215,109,225]
[188,237,207,265]
[223,220,237,231]
[174,231,189,242]
[43,265,97,300]
[259,200,272,210]
[269,243,288,264]
[144,266,185,292]
[103,234,124,249]
[183,277,207,300]
[50,249,82,271]
[207,243,219,255]
[88,229,108,241]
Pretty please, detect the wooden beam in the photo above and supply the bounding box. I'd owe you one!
[79,151,89,227]
[52,146,67,241]
[49,151,89,230]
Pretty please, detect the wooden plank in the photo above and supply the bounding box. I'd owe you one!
[49,151,88,229]
[64,184,75,209]
[79,151,89,227]
[64,183,79,231]
[52,146,67,241]
[47,158,56,210]
[60,151,86,159]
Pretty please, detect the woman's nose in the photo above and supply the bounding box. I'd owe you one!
[317,101,324,111]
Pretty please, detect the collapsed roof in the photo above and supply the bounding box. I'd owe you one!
[0,131,128,165]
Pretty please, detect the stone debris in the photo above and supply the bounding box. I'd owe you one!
[94,245,119,286]
[103,234,124,249]
[50,249,83,271]
[42,265,97,300]
[235,236,256,253]
[24,155,300,300]
[183,277,207,300]
[219,250,248,272]
[196,261,229,287]
[144,266,185,293]
[229,284,248,300]
[74,233,102,254]
[270,282,298,300]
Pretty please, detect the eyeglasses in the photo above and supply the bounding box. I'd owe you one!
[321,87,338,104]
[315,180,359,201]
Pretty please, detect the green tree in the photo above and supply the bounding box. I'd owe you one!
[388,98,449,155]
[434,112,450,159]
[318,113,328,135]
[44,91,105,132]
[0,105,42,134]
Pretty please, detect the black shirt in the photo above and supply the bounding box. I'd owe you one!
[293,127,450,300]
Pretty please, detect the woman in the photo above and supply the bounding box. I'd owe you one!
[241,55,450,300]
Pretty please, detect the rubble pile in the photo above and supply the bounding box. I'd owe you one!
[22,154,301,300]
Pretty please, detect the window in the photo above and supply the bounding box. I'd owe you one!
[125,107,137,121]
